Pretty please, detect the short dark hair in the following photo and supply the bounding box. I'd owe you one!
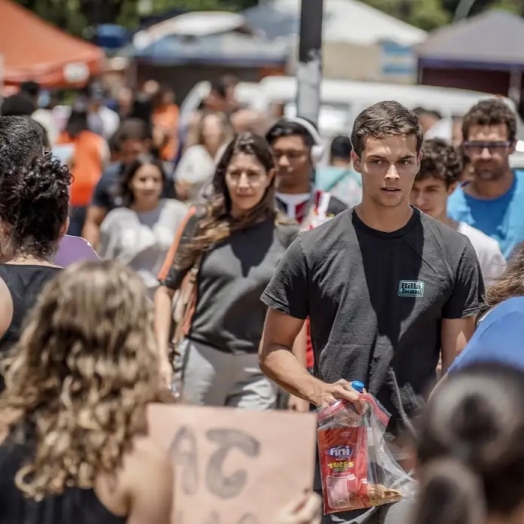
[0,116,44,174]
[462,98,517,143]
[1,94,36,117]
[351,101,423,157]
[417,138,462,188]
[330,135,352,160]
[265,118,317,148]
[0,156,71,259]
[113,118,152,145]
[20,81,40,99]
[117,155,166,207]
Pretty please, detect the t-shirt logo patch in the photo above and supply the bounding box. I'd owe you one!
[398,280,425,297]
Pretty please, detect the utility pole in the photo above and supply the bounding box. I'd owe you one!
[453,0,477,22]
[295,0,323,126]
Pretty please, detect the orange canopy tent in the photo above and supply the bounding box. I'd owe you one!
[0,0,104,87]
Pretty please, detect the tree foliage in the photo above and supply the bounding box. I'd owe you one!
[14,0,257,35]
[12,0,524,35]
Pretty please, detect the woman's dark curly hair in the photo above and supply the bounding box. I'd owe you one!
[417,138,463,187]
[117,154,166,208]
[0,155,71,260]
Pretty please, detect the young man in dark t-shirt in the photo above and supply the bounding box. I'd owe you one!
[259,101,484,524]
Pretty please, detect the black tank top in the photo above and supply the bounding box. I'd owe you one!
[0,433,127,524]
[0,264,62,351]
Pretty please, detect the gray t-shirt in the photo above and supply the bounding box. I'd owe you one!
[100,199,187,295]
[161,216,299,354]
[261,208,484,429]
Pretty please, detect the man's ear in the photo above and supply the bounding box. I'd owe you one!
[351,151,361,173]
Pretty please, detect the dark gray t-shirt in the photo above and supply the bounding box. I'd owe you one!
[261,208,484,428]
[162,216,299,354]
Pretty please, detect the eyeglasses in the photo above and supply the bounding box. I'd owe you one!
[463,141,512,153]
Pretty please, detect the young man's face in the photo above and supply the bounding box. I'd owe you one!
[271,135,312,191]
[352,134,421,209]
[410,176,457,221]
[463,123,515,182]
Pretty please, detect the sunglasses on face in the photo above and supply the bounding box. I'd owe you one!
[462,141,512,153]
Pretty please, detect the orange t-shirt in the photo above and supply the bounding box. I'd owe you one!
[153,104,180,161]
[57,131,105,207]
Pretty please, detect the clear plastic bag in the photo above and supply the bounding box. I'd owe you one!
[317,389,416,514]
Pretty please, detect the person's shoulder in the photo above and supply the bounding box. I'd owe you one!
[418,212,475,266]
[128,435,170,464]
[513,169,524,191]
[185,144,206,156]
[447,182,467,204]
[274,219,300,249]
[325,194,348,215]
[102,206,133,229]
[161,198,188,215]
[300,209,351,247]
[458,222,502,253]
[180,203,208,234]
[100,162,123,181]
[118,434,173,499]
[419,211,470,245]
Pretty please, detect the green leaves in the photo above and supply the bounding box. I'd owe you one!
[13,0,524,35]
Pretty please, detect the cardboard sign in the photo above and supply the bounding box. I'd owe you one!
[148,404,317,524]
[53,235,99,267]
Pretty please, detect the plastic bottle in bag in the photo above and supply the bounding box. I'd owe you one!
[316,382,415,514]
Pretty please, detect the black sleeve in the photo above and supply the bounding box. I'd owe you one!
[442,240,485,319]
[91,174,113,209]
[160,214,201,291]
[327,195,348,216]
[260,235,309,320]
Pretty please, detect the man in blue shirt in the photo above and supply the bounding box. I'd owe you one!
[448,99,524,259]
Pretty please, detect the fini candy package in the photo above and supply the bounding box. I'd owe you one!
[316,383,415,514]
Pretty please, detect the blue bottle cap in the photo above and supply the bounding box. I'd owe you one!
[351,381,365,393]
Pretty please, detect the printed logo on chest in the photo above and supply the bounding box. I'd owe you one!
[398,280,425,298]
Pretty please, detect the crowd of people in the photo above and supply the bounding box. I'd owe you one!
[0,75,523,524]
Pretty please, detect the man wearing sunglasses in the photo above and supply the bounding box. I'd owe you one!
[448,98,524,259]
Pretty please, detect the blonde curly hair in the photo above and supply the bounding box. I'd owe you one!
[0,260,160,500]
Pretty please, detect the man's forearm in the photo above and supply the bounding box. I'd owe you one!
[260,347,325,406]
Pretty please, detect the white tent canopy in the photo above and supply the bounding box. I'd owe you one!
[243,0,426,46]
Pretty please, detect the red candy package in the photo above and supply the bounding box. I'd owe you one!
[317,390,415,515]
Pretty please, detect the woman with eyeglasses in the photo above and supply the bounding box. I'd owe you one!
[155,132,299,408]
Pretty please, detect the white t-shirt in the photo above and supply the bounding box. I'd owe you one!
[457,221,506,286]
[175,144,226,202]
